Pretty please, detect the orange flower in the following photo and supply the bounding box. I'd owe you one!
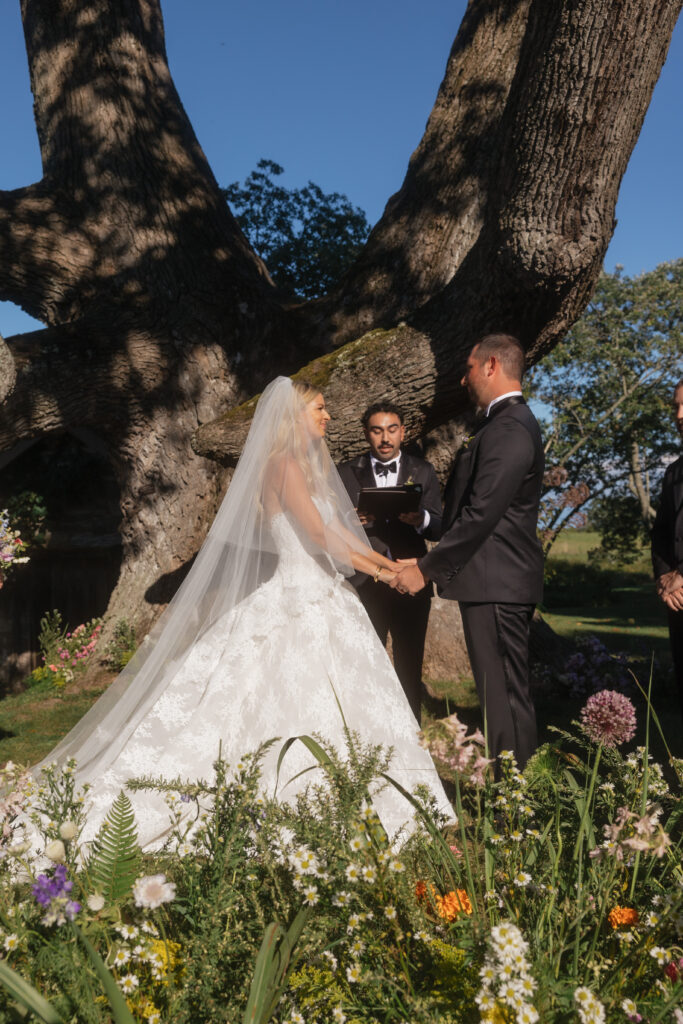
[608,906,639,930]
[415,881,471,920]
[435,889,472,921]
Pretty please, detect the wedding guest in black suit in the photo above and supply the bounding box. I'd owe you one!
[651,378,683,721]
[391,334,544,768]
[337,402,442,721]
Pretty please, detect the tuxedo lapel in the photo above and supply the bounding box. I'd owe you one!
[397,452,412,486]
[443,425,485,526]
[355,453,376,491]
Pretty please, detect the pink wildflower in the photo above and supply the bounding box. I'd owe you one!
[580,690,636,748]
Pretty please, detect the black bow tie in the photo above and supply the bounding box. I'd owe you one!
[375,461,397,476]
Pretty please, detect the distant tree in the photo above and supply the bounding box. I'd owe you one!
[529,261,683,560]
[223,160,370,300]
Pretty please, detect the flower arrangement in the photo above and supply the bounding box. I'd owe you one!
[0,508,29,585]
[28,609,103,689]
[0,696,681,1024]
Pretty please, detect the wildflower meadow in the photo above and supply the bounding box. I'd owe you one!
[0,687,681,1024]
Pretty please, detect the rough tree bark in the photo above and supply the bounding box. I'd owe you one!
[0,0,290,636]
[1,0,680,643]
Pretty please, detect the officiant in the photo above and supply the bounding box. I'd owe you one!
[338,402,443,721]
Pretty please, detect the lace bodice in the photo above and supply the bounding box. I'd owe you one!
[269,509,344,591]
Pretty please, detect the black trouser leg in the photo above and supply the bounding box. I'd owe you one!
[667,609,683,721]
[459,601,537,768]
[358,583,430,723]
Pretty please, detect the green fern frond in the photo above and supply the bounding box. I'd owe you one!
[86,790,142,902]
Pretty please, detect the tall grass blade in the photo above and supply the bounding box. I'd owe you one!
[242,909,310,1024]
[275,735,337,795]
[0,960,63,1023]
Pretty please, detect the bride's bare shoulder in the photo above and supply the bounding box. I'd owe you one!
[264,456,305,491]
[265,453,303,485]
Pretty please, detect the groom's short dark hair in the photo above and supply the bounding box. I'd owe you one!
[474,333,526,382]
[361,401,405,429]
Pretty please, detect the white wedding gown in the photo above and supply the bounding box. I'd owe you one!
[74,507,453,848]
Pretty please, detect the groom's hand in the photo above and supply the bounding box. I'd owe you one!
[390,561,426,595]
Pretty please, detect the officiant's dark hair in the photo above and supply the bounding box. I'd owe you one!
[361,401,405,429]
[474,333,526,382]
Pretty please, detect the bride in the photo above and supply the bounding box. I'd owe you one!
[35,377,452,846]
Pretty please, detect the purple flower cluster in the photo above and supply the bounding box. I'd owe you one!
[580,689,637,748]
[32,864,81,926]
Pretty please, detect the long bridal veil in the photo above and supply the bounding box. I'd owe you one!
[37,376,372,778]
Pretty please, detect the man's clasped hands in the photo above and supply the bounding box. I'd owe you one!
[656,569,683,612]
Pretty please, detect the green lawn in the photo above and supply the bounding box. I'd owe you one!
[0,681,105,767]
[541,530,669,655]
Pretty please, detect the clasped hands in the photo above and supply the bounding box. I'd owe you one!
[387,558,426,596]
[656,570,683,612]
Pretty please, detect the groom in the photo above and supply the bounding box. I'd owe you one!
[338,401,442,721]
[391,334,544,768]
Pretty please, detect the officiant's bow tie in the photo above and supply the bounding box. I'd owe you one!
[375,461,397,476]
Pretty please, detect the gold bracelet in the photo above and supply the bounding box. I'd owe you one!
[373,566,382,583]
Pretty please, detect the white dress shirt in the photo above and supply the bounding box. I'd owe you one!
[485,390,523,418]
[371,452,401,487]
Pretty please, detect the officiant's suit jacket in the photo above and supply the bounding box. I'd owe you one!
[419,397,544,603]
[337,451,443,567]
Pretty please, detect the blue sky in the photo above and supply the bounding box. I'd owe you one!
[0,1,681,339]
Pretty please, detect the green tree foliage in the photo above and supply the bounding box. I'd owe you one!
[528,261,683,561]
[223,159,370,300]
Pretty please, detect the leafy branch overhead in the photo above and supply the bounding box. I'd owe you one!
[529,260,683,560]
[223,160,370,301]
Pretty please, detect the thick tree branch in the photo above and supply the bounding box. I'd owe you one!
[12,0,273,325]
[0,184,97,323]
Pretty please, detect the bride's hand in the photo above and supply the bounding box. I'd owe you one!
[373,560,401,584]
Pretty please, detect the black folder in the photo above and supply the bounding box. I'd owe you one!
[357,484,422,519]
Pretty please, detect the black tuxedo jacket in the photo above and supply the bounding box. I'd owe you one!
[651,453,683,579]
[337,451,442,574]
[419,397,544,603]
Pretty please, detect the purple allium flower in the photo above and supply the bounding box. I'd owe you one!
[580,689,637,748]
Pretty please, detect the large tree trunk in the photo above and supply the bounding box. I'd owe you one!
[1,0,681,649]
[0,0,291,638]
